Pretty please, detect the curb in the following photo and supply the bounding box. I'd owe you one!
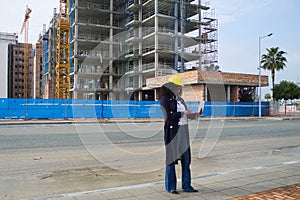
[1,116,300,126]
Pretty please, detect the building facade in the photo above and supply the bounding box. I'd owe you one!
[69,0,125,100]
[33,39,44,98]
[0,32,18,98]
[146,70,269,102]
[8,43,34,98]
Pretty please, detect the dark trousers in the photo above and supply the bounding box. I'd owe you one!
[165,149,191,192]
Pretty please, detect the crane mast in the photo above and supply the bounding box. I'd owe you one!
[55,0,70,99]
[20,5,32,98]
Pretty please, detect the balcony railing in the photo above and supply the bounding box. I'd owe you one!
[78,2,109,11]
[125,62,174,74]
[77,50,119,60]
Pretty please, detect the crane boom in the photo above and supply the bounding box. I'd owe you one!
[20,7,32,34]
[55,0,70,99]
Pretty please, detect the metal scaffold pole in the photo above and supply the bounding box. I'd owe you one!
[180,0,186,72]
[198,0,202,70]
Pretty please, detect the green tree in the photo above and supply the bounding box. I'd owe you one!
[261,47,287,99]
[273,80,300,115]
[264,93,271,102]
[238,87,255,102]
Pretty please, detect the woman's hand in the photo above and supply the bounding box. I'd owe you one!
[184,110,191,115]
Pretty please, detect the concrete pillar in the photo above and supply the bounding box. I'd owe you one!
[109,0,114,100]
[73,0,79,99]
[174,0,179,70]
[227,85,231,102]
[154,0,159,75]
[205,84,208,101]
[138,0,143,96]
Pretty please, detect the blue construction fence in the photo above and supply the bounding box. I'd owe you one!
[0,98,269,119]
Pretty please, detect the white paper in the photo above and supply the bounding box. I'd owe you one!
[198,101,205,113]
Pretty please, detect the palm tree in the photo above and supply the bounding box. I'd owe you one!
[261,47,287,99]
[264,93,271,102]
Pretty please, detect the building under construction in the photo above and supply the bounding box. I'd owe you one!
[43,9,59,99]
[44,0,218,100]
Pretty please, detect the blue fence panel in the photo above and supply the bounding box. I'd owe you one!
[118,100,133,118]
[129,101,138,118]
[199,102,270,117]
[9,98,27,119]
[71,99,101,118]
[147,102,163,118]
[213,102,228,117]
[261,102,269,116]
[0,98,270,119]
[233,102,254,116]
[102,100,127,118]
[102,101,113,118]
[102,100,162,119]
[134,101,162,118]
[185,101,200,113]
[202,102,227,117]
[202,102,211,117]
[226,102,235,116]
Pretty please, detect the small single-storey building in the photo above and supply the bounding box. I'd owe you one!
[145,70,268,102]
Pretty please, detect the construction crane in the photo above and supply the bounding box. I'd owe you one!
[55,0,70,99]
[20,5,32,98]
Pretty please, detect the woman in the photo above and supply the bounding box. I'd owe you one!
[160,74,200,194]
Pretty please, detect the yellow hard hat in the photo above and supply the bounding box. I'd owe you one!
[168,74,183,86]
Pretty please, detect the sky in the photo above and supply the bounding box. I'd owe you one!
[209,0,300,95]
[0,0,299,96]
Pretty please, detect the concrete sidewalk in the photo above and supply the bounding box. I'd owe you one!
[26,160,300,200]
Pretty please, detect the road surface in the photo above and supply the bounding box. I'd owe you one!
[0,119,299,199]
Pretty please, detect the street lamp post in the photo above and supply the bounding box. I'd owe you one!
[258,33,273,117]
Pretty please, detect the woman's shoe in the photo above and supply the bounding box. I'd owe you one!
[170,190,179,194]
[183,187,198,192]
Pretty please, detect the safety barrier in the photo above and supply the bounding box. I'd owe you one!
[0,98,269,119]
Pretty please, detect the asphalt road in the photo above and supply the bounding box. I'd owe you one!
[0,119,299,199]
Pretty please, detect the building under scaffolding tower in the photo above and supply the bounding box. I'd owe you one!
[123,0,218,100]
[45,0,217,100]
[43,9,59,99]
[69,0,125,100]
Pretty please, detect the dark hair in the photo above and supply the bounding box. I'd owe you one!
[161,82,183,98]
[161,82,186,108]
[161,82,176,98]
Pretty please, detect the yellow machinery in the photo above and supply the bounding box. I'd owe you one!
[20,5,32,98]
[55,0,70,99]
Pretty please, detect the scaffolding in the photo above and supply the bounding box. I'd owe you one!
[201,1,218,68]
[123,0,218,100]
[55,0,71,99]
